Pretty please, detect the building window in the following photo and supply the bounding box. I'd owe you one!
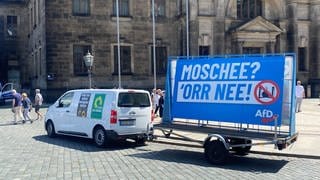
[73,0,90,16]
[38,0,41,24]
[34,0,37,27]
[6,16,17,38]
[199,46,210,56]
[243,47,261,54]
[177,0,184,16]
[151,47,167,75]
[73,45,91,75]
[29,8,32,32]
[113,46,132,74]
[150,0,165,17]
[298,47,307,71]
[237,0,262,19]
[113,0,129,17]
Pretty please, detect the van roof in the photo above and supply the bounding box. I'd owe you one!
[67,89,150,94]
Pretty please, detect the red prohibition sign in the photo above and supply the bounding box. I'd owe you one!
[254,80,280,105]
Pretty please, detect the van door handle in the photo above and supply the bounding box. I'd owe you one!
[66,110,70,113]
[129,111,136,115]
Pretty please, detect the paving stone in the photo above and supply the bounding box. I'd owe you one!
[1,102,320,179]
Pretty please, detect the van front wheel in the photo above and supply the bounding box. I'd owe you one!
[46,121,56,138]
[93,127,107,148]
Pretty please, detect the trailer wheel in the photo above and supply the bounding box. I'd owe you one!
[231,138,252,155]
[204,140,229,165]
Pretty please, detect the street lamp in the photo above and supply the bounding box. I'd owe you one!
[83,51,94,89]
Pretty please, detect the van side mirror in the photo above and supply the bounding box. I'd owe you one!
[58,101,63,107]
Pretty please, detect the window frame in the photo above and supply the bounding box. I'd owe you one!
[112,45,133,75]
[6,15,18,38]
[112,0,130,17]
[150,0,166,18]
[298,47,307,72]
[199,46,210,56]
[72,0,90,16]
[73,45,92,76]
[150,46,167,75]
[237,0,262,19]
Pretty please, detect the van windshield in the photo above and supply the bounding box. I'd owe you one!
[118,92,150,107]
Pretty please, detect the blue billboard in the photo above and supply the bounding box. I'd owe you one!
[163,55,296,126]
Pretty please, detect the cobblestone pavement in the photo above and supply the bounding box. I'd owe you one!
[0,104,320,179]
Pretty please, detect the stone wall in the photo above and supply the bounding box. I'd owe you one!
[45,0,178,93]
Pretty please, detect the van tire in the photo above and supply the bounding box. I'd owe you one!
[46,121,56,138]
[135,137,147,146]
[93,127,107,148]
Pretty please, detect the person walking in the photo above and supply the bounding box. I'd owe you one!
[12,89,23,124]
[151,89,160,116]
[34,89,43,120]
[158,91,164,118]
[296,80,305,113]
[22,93,33,123]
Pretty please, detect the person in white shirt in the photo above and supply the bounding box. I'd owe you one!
[295,80,305,113]
[151,89,160,116]
[34,89,44,120]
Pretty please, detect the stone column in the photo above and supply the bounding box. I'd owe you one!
[287,1,298,53]
[310,1,320,78]
[236,41,243,54]
[267,41,276,53]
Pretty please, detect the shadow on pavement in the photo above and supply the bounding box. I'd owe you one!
[0,120,32,126]
[128,149,288,173]
[33,135,145,152]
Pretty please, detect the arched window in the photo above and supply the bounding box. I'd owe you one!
[237,0,262,19]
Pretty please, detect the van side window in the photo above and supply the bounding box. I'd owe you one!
[58,92,74,108]
[118,92,150,107]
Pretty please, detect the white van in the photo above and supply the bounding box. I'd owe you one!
[45,89,154,147]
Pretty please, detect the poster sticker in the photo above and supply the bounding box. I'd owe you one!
[77,93,91,118]
[91,94,106,119]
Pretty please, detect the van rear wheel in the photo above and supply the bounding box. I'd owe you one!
[93,127,107,148]
[135,136,147,146]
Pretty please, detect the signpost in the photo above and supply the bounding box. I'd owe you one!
[163,54,296,129]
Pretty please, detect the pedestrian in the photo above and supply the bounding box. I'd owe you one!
[154,89,162,116]
[34,89,43,120]
[11,89,23,124]
[296,80,305,113]
[22,93,33,123]
[158,91,164,118]
[151,89,160,116]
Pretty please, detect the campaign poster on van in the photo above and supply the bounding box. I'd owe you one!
[171,56,285,126]
[91,94,106,119]
[77,93,91,117]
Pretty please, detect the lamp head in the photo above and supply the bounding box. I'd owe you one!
[83,51,94,67]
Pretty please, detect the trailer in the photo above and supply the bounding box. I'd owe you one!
[153,54,298,164]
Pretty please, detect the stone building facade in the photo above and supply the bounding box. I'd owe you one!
[45,0,179,99]
[1,0,320,100]
[190,0,320,97]
[0,0,28,90]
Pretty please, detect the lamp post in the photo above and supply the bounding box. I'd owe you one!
[83,51,94,89]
